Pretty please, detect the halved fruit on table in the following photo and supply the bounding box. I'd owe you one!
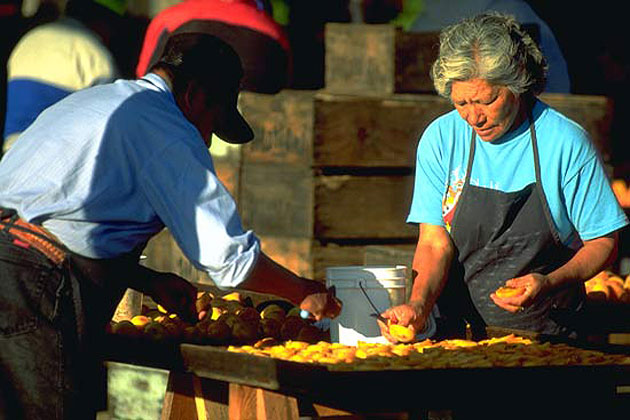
[388,323,415,343]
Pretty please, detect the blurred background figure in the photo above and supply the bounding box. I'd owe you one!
[0,1,26,155]
[406,0,570,93]
[2,0,125,154]
[135,0,290,94]
[270,0,351,89]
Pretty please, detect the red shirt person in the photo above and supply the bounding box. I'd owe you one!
[136,0,290,94]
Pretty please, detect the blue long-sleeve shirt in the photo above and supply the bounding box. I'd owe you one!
[0,73,259,287]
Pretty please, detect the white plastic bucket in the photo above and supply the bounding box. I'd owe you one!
[326,265,407,345]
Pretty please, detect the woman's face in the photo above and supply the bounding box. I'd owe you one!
[451,78,524,142]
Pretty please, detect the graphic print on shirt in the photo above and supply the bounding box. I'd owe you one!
[442,166,466,233]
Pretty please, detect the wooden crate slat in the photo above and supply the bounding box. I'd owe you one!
[314,93,451,167]
[314,174,416,239]
[259,235,369,281]
[324,23,439,95]
[240,163,416,239]
[240,90,613,168]
[239,90,316,165]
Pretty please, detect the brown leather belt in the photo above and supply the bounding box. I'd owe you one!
[0,216,66,265]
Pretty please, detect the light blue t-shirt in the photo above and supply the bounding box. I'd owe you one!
[407,99,628,246]
[0,73,259,288]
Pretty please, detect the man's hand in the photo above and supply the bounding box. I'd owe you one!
[299,284,343,321]
[147,272,199,324]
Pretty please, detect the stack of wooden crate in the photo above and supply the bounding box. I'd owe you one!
[144,23,615,285]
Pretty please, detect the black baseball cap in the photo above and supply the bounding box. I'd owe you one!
[156,33,254,144]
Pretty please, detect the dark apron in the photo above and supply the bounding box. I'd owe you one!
[436,116,585,339]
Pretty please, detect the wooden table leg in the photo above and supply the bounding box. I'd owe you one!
[228,384,299,420]
[160,373,229,420]
[160,372,197,420]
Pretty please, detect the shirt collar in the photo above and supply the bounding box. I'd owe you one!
[142,72,172,93]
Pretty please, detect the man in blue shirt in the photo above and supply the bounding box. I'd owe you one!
[0,33,340,419]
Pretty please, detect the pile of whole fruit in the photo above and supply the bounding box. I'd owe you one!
[108,291,326,346]
[584,270,630,304]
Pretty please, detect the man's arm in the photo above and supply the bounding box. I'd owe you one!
[238,251,324,305]
[238,251,341,320]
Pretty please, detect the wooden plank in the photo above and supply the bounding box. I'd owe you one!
[228,384,258,420]
[241,163,416,239]
[256,388,299,420]
[240,90,611,168]
[324,23,439,95]
[315,92,613,167]
[314,174,416,239]
[240,163,314,238]
[161,372,198,420]
[213,159,240,203]
[258,235,315,279]
[315,93,450,167]
[197,377,229,420]
[239,90,316,165]
[325,23,396,95]
[258,235,370,281]
[395,31,440,93]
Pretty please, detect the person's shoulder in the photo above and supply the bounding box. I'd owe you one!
[421,108,465,141]
[535,99,591,143]
[534,99,599,164]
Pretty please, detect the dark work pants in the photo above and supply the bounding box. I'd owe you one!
[0,230,105,420]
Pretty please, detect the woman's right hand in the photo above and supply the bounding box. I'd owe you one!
[378,301,426,343]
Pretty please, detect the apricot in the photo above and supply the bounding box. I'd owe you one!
[231,318,259,344]
[607,282,626,303]
[130,315,151,328]
[236,307,261,324]
[259,318,282,339]
[587,282,609,302]
[296,325,323,344]
[281,316,306,340]
[196,292,213,313]
[210,306,225,321]
[143,321,168,340]
[495,286,527,299]
[112,320,141,337]
[388,324,415,343]
[222,291,244,303]
[260,304,286,321]
[205,319,232,345]
[182,325,204,344]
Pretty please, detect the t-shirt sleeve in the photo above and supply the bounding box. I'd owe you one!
[407,121,448,226]
[140,141,259,288]
[564,152,628,241]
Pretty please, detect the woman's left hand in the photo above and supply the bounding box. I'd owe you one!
[490,273,551,313]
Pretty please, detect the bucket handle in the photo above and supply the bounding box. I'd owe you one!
[358,281,383,316]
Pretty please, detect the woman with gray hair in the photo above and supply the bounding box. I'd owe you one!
[378,12,627,341]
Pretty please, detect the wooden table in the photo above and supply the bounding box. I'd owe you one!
[103,336,630,420]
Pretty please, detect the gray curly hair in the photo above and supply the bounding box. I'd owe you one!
[431,12,548,99]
